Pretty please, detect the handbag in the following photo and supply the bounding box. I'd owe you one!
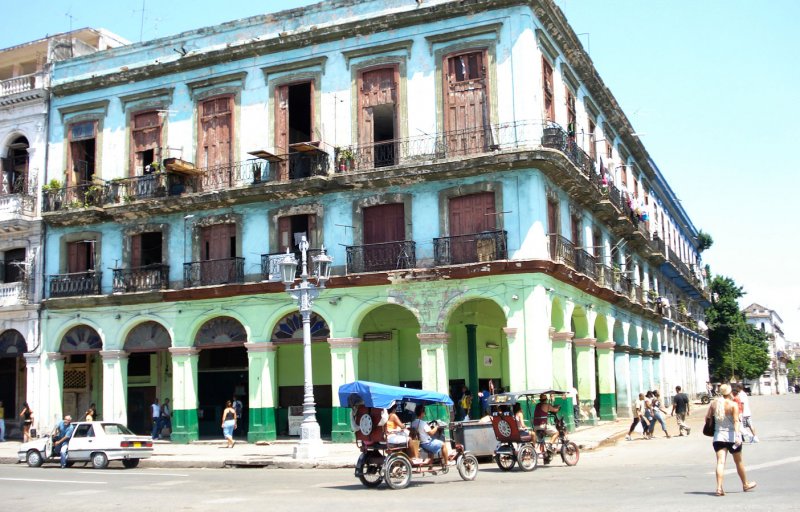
[703,415,715,437]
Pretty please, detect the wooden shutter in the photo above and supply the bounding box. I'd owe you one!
[571,215,581,246]
[275,85,290,181]
[132,234,143,267]
[131,111,162,176]
[449,192,495,236]
[67,241,90,273]
[359,67,397,147]
[199,97,232,169]
[542,57,554,121]
[278,216,292,252]
[306,214,317,247]
[363,204,405,244]
[444,51,488,155]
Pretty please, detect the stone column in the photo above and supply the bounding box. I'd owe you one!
[168,347,199,443]
[23,352,40,429]
[244,342,278,442]
[328,337,361,443]
[45,353,65,429]
[629,348,643,399]
[551,330,575,428]
[614,346,633,418]
[100,350,128,424]
[573,337,597,425]
[595,342,617,420]
[417,332,450,421]
[502,327,524,391]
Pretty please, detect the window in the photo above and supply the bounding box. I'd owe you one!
[68,121,97,185]
[570,214,582,247]
[2,248,26,283]
[72,424,95,438]
[67,240,96,273]
[131,232,163,267]
[130,111,162,176]
[358,67,398,168]
[542,58,554,122]
[278,214,317,252]
[444,50,490,155]
[275,82,315,181]
[566,87,576,136]
[588,118,596,161]
[198,96,233,169]
[1,136,29,195]
[201,224,236,261]
[605,140,612,160]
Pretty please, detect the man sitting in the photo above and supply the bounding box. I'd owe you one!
[533,394,561,446]
[411,405,449,465]
[52,415,75,468]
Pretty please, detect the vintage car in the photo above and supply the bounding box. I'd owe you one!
[18,421,153,469]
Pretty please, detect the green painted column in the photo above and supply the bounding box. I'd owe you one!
[595,342,617,421]
[417,332,450,422]
[551,330,575,429]
[245,342,278,443]
[46,353,65,428]
[328,338,361,443]
[168,347,199,444]
[572,338,597,425]
[100,350,128,424]
[465,324,480,419]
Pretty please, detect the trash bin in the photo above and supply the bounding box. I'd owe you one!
[451,420,496,457]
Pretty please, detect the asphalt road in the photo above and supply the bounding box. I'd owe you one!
[2,395,798,512]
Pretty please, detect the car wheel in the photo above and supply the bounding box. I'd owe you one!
[701,395,710,404]
[91,452,109,469]
[26,450,43,468]
[517,443,538,472]
[456,453,479,481]
[122,458,140,469]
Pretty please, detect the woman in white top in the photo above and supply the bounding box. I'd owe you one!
[707,383,756,496]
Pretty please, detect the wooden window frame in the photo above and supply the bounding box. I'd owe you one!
[129,110,163,177]
[196,94,234,170]
[542,57,554,122]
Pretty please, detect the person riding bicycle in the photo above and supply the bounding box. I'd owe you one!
[533,393,561,446]
[411,405,450,465]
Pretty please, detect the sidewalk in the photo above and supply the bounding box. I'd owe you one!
[0,405,705,469]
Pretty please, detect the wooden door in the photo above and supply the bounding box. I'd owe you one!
[130,111,162,176]
[444,51,489,156]
[275,85,290,181]
[363,203,405,271]
[199,97,232,176]
[547,200,559,258]
[448,192,495,264]
[359,67,398,168]
[201,224,236,284]
[67,241,93,273]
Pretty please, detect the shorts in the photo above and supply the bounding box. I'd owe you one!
[420,439,444,456]
[713,441,742,454]
[535,425,557,436]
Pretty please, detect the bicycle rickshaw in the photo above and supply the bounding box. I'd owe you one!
[339,380,479,489]
[488,389,580,470]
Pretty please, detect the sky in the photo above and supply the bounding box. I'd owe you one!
[2,1,797,341]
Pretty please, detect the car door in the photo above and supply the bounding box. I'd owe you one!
[66,423,96,461]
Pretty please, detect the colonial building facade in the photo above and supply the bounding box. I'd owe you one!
[743,303,789,395]
[25,0,708,442]
[0,29,124,437]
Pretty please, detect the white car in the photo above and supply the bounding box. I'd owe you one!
[18,421,154,469]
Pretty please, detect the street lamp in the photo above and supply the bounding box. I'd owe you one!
[279,235,332,460]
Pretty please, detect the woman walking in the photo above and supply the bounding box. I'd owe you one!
[648,390,671,438]
[19,402,33,442]
[707,383,757,496]
[221,400,237,448]
[625,393,648,441]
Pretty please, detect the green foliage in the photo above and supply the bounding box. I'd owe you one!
[696,230,714,252]
[786,358,800,383]
[43,179,63,192]
[706,275,770,381]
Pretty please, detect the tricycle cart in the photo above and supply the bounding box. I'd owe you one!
[339,380,479,489]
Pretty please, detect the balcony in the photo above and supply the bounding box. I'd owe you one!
[0,73,44,97]
[261,249,323,282]
[183,257,244,288]
[548,234,576,268]
[596,264,614,289]
[434,230,507,266]
[0,281,27,306]
[346,240,416,274]
[48,271,101,298]
[574,249,597,279]
[112,265,169,293]
[42,183,105,212]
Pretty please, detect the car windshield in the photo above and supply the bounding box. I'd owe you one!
[101,423,135,435]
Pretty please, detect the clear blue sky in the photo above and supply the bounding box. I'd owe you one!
[2,1,797,341]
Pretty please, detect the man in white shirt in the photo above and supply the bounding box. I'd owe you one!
[151,398,161,440]
[411,405,449,465]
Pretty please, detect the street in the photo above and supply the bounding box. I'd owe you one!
[1,395,798,512]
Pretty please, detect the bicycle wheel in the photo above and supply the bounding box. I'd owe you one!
[495,445,516,471]
[517,443,538,472]
[457,453,479,481]
[561,441,580,466]
[384,454,412,490]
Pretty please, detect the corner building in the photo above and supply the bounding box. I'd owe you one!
[33,0,710,442]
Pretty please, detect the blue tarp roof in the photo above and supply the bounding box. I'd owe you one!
[338,381,454,409]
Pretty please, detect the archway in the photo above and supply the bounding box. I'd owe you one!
[194,316,248,438]
[0,330,27,437]
[272,311,332,436]
[3,136,29,195]
[124,321,172,435]
[446,298,507,420]
[59,325,103,421]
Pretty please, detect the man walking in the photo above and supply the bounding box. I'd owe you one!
[151,398,161,440]
[671,385,691,436]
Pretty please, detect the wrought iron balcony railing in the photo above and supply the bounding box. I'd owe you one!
[106,174,169,204]
[112,264,169,293]
[200,159,275,190]
[596,264,614,289]
[261,249,323,282]
[548,234,576,268]
[574,249,597,279]
[42,183,105,212]
[184,257,244,288]
[434,230,507,266]
[346,240,416,274]
[48,271,101,298]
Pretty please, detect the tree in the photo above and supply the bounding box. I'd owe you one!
[696,230,714,252]
[705,275,770,381]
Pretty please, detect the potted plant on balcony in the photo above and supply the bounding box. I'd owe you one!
[337,147,355,172]
[42,179,63,210]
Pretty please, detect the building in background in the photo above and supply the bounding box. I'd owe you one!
[30,0,709,441]
[743,303,789,394]
[0,28,126,439]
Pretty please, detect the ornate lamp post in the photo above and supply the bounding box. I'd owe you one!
[279,235,332,459]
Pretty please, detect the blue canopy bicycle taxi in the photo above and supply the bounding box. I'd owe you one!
[339,381,479,489]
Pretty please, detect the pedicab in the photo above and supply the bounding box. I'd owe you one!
[488,390,541,471]
[339,380,480,490]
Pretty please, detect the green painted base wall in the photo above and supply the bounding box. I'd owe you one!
[171,409,199,444]
[330,407,355,443]
[247,407,277,442]
[275,407,333,437]
[598,393,617,421]
[553,396,576,431]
